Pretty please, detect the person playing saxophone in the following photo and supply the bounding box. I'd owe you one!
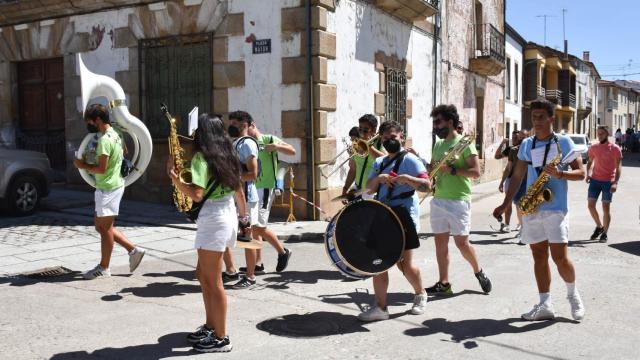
[493,99,586,322]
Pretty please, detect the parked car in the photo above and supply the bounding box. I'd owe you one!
[567,134,590,164]
[0,149,54,216]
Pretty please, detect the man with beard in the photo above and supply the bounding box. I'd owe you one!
[426,104,492,296]
[586,126,622,243]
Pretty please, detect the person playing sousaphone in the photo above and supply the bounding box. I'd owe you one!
[340,114,385,203]
[358,120,431,321]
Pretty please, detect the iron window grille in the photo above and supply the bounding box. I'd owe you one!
[385,67,407,129]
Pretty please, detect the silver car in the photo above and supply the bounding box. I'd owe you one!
[567,134,590,164]
[0,149,54,216]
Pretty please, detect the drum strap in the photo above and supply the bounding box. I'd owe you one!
[375,151,408,201]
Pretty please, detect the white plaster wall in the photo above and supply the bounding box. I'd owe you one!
[326,0,435,187]
[505,34,522,135]
[227,0,302,164]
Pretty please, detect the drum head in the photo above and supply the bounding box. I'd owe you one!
[334,200,405,274]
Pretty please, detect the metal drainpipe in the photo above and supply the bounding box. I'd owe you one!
[304,0,316,220]
[431,4,440,150]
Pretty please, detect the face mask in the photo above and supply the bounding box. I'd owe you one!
[382,138,401,153]
[227,125,240,138]
[434,127,449,139]
[86,123,99,133]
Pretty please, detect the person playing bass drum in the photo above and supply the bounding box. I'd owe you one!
[358,120,431,322]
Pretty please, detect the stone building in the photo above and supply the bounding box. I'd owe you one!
[504,23,525,136]
[439,0,506,182]
[0,0,440,219]
[570,51,600,139]
[598,80,639,133]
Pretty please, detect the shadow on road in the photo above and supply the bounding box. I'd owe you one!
[50,332,195,359]
[319,290,414,310]
[102,282,200,302]
[256,311,370,338]
[0,268,84,287]
[609,241,640,256]
[425,289,486,302]
[404,316,577,343]
[143,270,196,282]
[261,270,356,289]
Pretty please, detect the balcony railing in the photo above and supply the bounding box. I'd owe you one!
[586,98,593,109]
[475,23,505,63]
[546,89,563,104]
[537,85,546,99]
[565,93,576,108]
[608,99,618,110]
[469,23,506,76]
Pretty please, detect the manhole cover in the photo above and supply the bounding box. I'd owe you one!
[21,266,73,279]
[257,312,360,338]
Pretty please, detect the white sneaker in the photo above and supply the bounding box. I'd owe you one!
[410,293,427,315]
[501,224,511,233]
[358,305,389,322]
[83,265,111,280]
[129,248,146,272]
[567,293,585,321]
[521,303,555,321]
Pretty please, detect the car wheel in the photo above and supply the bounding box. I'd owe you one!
[7,175,41,216]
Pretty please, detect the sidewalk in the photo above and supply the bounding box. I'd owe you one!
[42,180,502,239]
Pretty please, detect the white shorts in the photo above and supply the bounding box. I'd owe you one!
[195,196,237,252]
[521,210,569,244]
[95,187,124,217]
[429,198,471,236]
[255,188,275,228]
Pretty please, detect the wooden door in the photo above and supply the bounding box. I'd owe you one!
[17,57,66,171]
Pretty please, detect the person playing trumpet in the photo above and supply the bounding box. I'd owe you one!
[341,114,385,201]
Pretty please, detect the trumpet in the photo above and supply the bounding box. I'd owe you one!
[322,134,380,178]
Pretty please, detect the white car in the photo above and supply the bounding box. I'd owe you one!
[567,134,590,164]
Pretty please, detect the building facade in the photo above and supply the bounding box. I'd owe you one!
[440,0,506,182]
[571,51,600,139]
[522,42,577,134]
[504,23,524,137]
[0,0,440,219]
[597,80,639,132]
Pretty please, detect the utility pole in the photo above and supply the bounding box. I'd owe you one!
[536,14,556,46]
[562,8,567,43]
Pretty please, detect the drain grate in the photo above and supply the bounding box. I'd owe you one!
[21,266,73,279]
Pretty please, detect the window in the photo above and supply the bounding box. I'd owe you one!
[505,57,511,100]
[514,63,519,103]
[385,67,407,129]
[140,33,212,139]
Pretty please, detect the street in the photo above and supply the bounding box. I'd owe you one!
[1,154,639,360]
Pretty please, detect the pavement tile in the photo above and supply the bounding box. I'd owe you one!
[14,246,91,262]
[139,239,194,254]
[0,256,27,267]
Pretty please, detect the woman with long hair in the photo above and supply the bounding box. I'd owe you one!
[167,113,245,353]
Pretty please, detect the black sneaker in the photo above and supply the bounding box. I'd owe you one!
[475,269,492,293]
[239,264,265,275]
[193,334,232,353]
[590,227,604,240]
[231,276,256,289]
[599,232,608,243]
[425,281,453,295]
[187,325,213,344]
[276,248,292,272]
[221,272,240,283]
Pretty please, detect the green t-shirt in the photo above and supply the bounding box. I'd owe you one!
[432,134,478,201]
[352,139,382,190]
[190,152,235,200]
[95,127,124,191]
[255,134,282,189]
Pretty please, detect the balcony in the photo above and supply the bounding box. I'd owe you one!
[586,98,593,109]
[469,23,506,76]
[375,0,438,22]
[545,89,563,104]
[537,85,546,99]
[562,93,576,109]
[607,99,618,110]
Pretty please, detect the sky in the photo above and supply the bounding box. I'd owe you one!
[507,0,640,81]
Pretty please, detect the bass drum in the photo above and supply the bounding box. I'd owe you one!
[324,200,405,279]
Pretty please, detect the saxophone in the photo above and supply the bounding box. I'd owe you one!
[161,104,193,212]
[518,142,562,215]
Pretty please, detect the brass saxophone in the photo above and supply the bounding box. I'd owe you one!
[161,103,193,212]
[419,134,474,204]
[518,142,562,215]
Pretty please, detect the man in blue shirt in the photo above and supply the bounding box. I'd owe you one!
[358,120,431,322]
[225,111,260,289]
[494,99,586,322]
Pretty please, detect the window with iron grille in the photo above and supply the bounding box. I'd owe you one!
[385,67,407,129]
[140,33,212,139]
